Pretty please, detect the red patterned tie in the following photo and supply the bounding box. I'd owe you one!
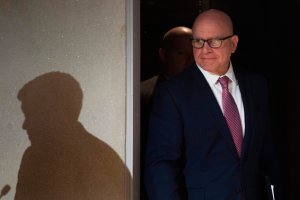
[219,76,243,157]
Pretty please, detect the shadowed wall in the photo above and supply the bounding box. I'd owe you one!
[0,0,132,199]
[14,72,129,200]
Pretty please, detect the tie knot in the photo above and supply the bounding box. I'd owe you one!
[219,76,230,89]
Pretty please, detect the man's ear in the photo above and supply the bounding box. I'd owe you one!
[159,48,167,63]
[231,35,239,53]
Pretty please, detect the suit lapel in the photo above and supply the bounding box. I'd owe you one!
[190,64,240,159]
[235,72,255,161]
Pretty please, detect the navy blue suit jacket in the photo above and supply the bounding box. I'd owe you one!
[144,63,282,200]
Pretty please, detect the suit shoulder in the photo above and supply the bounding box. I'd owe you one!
[141,75,159,89]
[164,66,196,88]
[141,75,159,97]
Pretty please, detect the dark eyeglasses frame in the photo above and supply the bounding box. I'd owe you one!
[191,35,234,49]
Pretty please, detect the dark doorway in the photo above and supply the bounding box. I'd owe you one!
[141,0,300,199]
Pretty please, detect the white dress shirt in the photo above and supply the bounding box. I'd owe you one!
[197,63,245,136]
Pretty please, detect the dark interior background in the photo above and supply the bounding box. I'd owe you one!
[141,0,300,199]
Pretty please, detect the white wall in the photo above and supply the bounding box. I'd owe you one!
[0,0,138,199]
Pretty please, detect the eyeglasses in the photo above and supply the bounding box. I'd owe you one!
[191,35,234,49]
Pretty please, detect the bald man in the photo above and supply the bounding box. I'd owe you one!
[144,9,283,200]
[141,26,193,136]
[141,26,193,108]
[140,26,193,200]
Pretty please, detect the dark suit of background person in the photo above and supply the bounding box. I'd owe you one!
[144,9,283,200]
[140,26,194,200]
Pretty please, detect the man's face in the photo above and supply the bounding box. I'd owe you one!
[192,18,238,75]
[164,37,194,77]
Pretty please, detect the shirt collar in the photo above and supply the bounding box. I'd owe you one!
[196,62,238,87]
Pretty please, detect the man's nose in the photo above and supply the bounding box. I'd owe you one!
[202,42,213,53]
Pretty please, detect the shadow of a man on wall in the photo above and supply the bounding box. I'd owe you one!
[15,72,129,200]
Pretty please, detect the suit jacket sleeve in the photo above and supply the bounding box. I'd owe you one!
[257,77,284,200]
[144,83,186,200]
[243,74,284,200]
